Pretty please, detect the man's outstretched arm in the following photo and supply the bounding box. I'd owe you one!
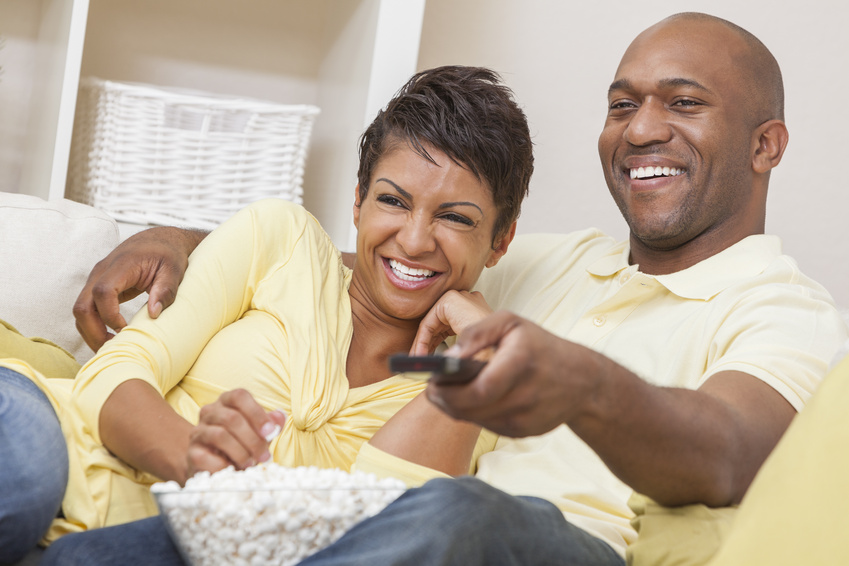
[73,226,208,352]
[430,311,795,508]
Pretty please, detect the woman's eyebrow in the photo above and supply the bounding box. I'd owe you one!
[376,178,408,198]
[439,201,483,214]
[376,177,483,214]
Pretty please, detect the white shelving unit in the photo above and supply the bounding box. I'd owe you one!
[5,0,425,251]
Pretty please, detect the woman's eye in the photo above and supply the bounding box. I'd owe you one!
[441,212,475,226]
[376,194,404,207]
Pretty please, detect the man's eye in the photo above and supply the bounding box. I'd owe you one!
[609,100,636,110]
[673,99,700,107]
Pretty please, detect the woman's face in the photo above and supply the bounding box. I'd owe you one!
[352,143,513,322]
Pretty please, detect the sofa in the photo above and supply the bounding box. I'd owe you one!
[0,191,147,372]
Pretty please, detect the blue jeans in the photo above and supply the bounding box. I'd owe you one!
[0,367,68,565]
[43,477,624,566]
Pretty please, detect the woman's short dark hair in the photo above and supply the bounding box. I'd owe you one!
[357,66,534,243]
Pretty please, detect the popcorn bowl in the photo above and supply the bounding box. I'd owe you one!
[152,465,406,566]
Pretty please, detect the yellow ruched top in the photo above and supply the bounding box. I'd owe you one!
[21,200,434,541]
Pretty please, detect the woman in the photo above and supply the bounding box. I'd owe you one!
[0,65,533,563]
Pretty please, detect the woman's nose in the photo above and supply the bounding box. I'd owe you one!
[396,215,436,256]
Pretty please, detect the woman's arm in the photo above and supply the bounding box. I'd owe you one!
[367,393,481,476]
[74,202,306,480]
[369,290,494,475]
[99,379,194,484]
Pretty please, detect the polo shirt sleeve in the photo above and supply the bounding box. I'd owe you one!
[702,267,849,411]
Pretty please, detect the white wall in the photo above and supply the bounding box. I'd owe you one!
[0,0,40,195]
[418,0,849,307]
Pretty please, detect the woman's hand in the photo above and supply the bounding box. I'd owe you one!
[411,290,494,355]
[186,389,287,478]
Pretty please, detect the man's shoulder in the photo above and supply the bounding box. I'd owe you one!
[722,237,836,305]
[474,228,620,303]
[506,228,619,265]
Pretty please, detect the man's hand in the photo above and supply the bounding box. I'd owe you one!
[187,389,287,478]
[73,226,207,352]
[411,290,494,355]
[426,310,593,437]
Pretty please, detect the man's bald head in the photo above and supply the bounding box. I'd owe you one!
[646,13,784,124]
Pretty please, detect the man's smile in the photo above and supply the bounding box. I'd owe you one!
[629,166,685,180]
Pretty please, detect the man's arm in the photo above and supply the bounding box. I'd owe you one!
[430,311,795,507]
[73,226,208,351]
[74,226,357,353]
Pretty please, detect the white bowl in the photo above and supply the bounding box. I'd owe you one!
[152,465,405,566]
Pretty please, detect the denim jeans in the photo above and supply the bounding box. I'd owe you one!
[0,367,68,565]
[43,477,624,566]
[41,516,181,566]
[300,477,625,566]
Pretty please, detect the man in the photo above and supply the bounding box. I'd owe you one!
[51,12,846,566]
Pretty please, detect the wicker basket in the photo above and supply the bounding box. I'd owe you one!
[67,77,320,229]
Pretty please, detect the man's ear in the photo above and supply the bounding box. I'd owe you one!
[352,185,362,229]
[485,221,518,268]
[752,120,789,174]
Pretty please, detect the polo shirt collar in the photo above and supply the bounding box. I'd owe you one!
[587,235,783,300]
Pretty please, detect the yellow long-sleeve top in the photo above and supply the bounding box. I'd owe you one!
[20,199,447,541]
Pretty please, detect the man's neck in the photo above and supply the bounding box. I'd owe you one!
[629,230,762,275]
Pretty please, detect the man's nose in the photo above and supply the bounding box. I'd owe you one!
[623,99,672,147]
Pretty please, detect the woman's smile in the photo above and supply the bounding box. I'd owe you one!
[384,257,441,289]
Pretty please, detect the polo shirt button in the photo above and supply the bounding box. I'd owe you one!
[593,315,606,327]
[619,273,630,285]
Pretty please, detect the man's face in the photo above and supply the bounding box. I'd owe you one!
[598,20,759,256]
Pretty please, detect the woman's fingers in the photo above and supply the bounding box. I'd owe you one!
[411,291,494,355]
[187,390,287,477]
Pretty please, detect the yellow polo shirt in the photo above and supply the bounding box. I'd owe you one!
[355,229,846,558]
[470,230,847,557]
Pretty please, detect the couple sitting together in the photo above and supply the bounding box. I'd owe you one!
[2,12,847,566]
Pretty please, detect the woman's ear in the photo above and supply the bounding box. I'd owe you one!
[352,185,362,229]
[752,119,789,174]
[485,221,518,268]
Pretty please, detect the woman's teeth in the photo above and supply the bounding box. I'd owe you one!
[389,259,435,281]
[630,166,684,179]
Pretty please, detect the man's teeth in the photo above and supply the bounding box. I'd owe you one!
[630,166,684,179]
[389,259,435,281]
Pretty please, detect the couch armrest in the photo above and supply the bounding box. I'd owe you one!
[0,192,124,363]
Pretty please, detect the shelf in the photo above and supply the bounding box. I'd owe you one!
[6,0,425,251]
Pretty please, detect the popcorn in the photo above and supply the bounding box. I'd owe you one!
[152,464,406,566]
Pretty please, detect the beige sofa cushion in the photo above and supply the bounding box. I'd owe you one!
[0,192,123,364]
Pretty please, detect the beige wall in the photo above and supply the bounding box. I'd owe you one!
[418,0,849,307]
